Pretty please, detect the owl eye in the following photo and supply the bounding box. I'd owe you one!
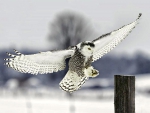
[88,48,91,50]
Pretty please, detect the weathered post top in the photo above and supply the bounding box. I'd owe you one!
[114,75,135,113]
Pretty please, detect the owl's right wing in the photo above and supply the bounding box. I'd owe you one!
[92,13,142,62]
[4,49,75,75]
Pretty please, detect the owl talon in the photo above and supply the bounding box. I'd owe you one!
[85,66,99,78]
[91,69,99,77]
[92,69,98,75]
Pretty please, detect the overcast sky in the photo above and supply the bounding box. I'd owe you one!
[0,0,150,55]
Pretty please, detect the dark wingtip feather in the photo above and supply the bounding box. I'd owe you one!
[138,13,142,19]
[13,49,22,55]
[4,58,12,61]
[6,52,16,57]
[4,62,9,67]
[13,49,17,53]
[6,52,11,56]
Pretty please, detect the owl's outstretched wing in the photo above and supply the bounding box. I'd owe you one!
[92,13,142,62]
[4,49,75,75]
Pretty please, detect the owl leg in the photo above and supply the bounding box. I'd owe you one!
[85,66,99,78]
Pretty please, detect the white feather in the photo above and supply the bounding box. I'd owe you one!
[5,49,74,74]
[92,13,141,62]
[59,70,89,93]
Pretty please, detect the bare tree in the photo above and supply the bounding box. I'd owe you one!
[48,11,95,49]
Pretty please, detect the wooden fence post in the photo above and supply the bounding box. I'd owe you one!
[114,75,135,113]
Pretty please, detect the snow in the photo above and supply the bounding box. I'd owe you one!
[136,74,150,89]
[0,74,150,113]
[0,96,113,113]
[0,95,150,113]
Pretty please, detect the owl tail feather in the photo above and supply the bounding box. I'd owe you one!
[59,70,88,93]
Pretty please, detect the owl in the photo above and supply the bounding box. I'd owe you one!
[4,13,141,93]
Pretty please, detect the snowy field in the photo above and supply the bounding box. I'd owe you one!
[0,96,113,113]
[0,94,150,113]
[0,74,150,113]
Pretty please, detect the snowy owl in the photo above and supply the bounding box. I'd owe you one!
[4,13,142,93]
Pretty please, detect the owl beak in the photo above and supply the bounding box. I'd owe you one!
[88,48,91,50]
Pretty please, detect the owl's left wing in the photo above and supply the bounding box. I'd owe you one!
[92,13,142,62]
[4,49,75,75]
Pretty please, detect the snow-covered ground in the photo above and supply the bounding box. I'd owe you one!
[0,74,150,113]
[0,96,113,113]
[0,95,150,113]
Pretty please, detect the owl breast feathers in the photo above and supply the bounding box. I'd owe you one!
[5,13,142,93]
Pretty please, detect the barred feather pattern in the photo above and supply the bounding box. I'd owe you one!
[92,13,142,62]
[69,48,85,77]
[5,49,74,75]
[60,48,93,92]
[59,70,88,93]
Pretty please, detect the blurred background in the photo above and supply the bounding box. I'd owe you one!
[0,0,150,113]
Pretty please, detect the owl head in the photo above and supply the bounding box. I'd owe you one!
[79,41,95,57]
